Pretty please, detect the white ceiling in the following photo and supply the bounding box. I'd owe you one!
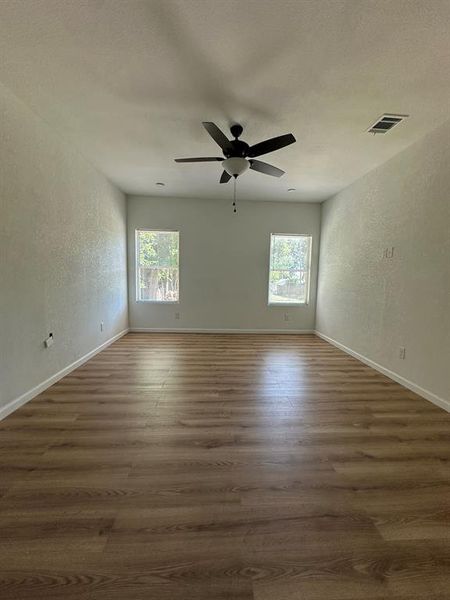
[0,0,449,202]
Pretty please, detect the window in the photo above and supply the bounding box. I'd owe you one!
[268,234,312,305]
[136,230,179,302]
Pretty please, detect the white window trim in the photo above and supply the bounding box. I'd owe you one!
[267,233,312,307]
[135,229,180,303]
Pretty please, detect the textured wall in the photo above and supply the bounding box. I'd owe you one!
[128,196,320,331]
[317,120,450,404]
[0,83,128,411]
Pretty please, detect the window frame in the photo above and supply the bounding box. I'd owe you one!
[135,228,180,304]
[267,233,312,307]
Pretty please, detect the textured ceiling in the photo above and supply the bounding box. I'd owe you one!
[0,0,449,202]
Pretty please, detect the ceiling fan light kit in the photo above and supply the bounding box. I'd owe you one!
[222,157,249,177]
[175,121,296,211]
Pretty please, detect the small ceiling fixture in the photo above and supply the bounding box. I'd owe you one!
[367,114,409,135]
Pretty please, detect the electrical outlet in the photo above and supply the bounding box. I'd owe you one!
[383,247,395,259]
[100,321,104,332]
[399,346,406,360]
[284,314,290,322]
[175,312,180,320]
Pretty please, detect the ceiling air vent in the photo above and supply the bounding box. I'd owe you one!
[367,114,408,134]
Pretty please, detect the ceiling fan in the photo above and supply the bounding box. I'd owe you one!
[175,122,296,183]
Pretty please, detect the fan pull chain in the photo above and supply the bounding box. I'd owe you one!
[232,176,237,214]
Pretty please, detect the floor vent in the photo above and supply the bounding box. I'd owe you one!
[368,114,408,134]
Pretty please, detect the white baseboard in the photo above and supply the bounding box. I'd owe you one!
[315,330,450,413]
[129,328,315,334]
[0,328,129,421]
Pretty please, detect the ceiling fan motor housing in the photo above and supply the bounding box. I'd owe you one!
[223,124,248,158]
[224,139,249,158]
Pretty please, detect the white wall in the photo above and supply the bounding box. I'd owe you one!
[128,196,320,331]
[0,82,128,414]
[316,120,450,407]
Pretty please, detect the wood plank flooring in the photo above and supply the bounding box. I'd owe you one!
[0,333,449,599]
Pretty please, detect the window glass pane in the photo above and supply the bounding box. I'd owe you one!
[136,230,179,302]
[269,234,311,304]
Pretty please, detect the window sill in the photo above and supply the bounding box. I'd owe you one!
[268,302,309,307]
[136,300,180,304]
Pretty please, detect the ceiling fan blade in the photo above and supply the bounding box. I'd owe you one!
[220,170,232,183]
[248,133,296,158]
[249,159,285,178]
[174,157,223,162]
[202,122,231,151]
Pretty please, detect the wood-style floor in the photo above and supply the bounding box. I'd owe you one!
[0,333,449,600]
